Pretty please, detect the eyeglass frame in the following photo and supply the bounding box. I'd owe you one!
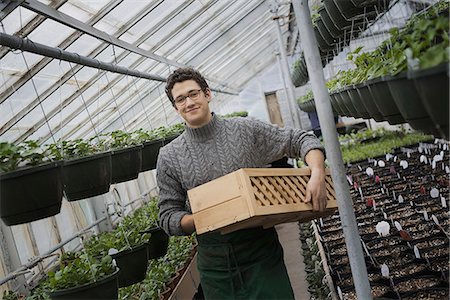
[173,89,204,107]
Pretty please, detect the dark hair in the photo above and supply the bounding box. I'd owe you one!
[165,68,209,105]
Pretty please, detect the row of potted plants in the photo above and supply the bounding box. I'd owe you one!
[299,1,449,139]
[0,112,248,226]
[315,133,449,299]
[291,0,393,87]
[2,197,197,300]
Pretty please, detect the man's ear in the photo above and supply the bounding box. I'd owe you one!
[205,88,212,101]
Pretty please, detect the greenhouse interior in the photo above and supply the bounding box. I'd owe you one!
[0,0,449,299]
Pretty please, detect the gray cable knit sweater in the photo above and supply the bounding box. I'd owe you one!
[156,113,324,236]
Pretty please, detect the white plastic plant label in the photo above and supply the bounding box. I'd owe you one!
[441,196,447,208]
[420,155,427,163]
[386,153,393,161]
[376,221,390,237]
[433,155,442,163]
[399,160,408,169]
[398,195,404,203]
[414,246,421,258]
[366,167,374,176]
[445,166,450,174]
[337,286,343,300]
[381,263,390,278]
[423,210,429,221]
[430,188,439,198]
[407,152,411,158]
[418,146,423,153]
[394,221,402,231]
[108,248,119,255]
[378,160,385,167]
[431,214,440,225]
[357,165,362,171]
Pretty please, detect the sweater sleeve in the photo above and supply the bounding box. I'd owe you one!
[248,118,325,164]
[156,147,190,236]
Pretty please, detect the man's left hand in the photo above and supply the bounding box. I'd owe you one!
[305,169,327,212]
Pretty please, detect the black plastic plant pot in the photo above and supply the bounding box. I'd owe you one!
[314,27,335,52]
[111,243,149,287]
[387,73,439,135]
[401,287,449,300]
[410,64,449,139]
[299,100,315,113]
[367,78,405,125]
[146,226,170,259]
[340,89,361,118]
[48,268,119,300]
[333,0,366,20]
[62,152,111,201]
[330,93,344,115]
[316,18,337,46]
[141,139,164,172]
[346,86,370,118]
[335,90,352,117]
[355,82,384,122]
[324,0,352,29]
[0,162,63,226]
[110,146,142,184]
[163,135,179,145]
[319,7,342,38]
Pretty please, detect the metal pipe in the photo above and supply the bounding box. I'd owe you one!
[291,0,372,299]
[271,9,302,129]
[0,33,237,96]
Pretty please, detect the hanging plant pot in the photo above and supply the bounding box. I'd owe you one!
[146,226,170,259]
[48,268,119,300]
[110,243,149,287]
[330,93,345,115]
[314,27,335,52]
[367,78,405,125]
[0,162,63,226]
[316,18,337,46]
[163,135,179,145]
[387,73,439,135]
[110,146,142,184]
[334,91,352,117]
[141,139,164,172]
[299,99,315,113]
[346,85,370,118]
[62,152,111,201]
[355,82,384,122]
[409,64,449,139]
[324,0,352,29]
[340,89,361,118]
[319,7,342,38]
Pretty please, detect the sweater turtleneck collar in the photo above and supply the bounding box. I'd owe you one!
[184,113,220,141]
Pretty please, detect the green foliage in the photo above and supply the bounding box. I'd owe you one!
[43,252,116,292]
[0,140,51,172]
[221,111,248,118]
[2,290,20,300]
[298,90,314,104]
[340,129,432,163]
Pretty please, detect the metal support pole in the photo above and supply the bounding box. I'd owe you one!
[271,9,302,129]
[291,1,372,299]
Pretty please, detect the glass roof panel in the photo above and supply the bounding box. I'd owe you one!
[1,7,38,34]
[27,19,76,48]
[63,34,104,57]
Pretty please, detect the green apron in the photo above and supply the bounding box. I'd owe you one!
[196,227,295,300]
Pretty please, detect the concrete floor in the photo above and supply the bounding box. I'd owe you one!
[276,222,311,300]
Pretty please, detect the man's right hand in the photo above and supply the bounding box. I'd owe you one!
[181,214,196,234]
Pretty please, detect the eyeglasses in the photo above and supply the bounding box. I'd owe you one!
[174,89,203,106]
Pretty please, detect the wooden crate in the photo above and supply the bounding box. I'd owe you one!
[188,168,338,235]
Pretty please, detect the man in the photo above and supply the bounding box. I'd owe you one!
[156,68,327,299]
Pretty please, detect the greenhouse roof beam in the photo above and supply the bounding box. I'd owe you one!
[0,0,124,105]
[29,2,237,140]
[0,0,69,60]
[0,0,24,21]
[20,0,186,69]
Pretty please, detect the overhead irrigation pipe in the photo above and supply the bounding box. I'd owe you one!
[291,0,372,299]
[0,33,237,96]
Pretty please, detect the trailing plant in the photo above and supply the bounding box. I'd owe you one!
[0,140,54,172]
[221,111,248,118]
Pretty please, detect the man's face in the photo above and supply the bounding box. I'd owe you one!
[171,80,212,128]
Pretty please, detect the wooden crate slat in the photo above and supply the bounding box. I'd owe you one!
[251,182,271,206]
[267,177,292,204]
[274,176,299,203]
[258,176,287,205]
[295,176,309,197]
[287,176,306,200]
[252,177,279,206]
[325,177,337,198]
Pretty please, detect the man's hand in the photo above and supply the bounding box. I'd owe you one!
[304,149,327,212]
[305,169,327,211]
[181,214,196,234]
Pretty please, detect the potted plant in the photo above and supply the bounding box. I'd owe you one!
[0,141,63,225]
[45,252,119,300]
[48,139,111,201]
[98,130,142,184]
